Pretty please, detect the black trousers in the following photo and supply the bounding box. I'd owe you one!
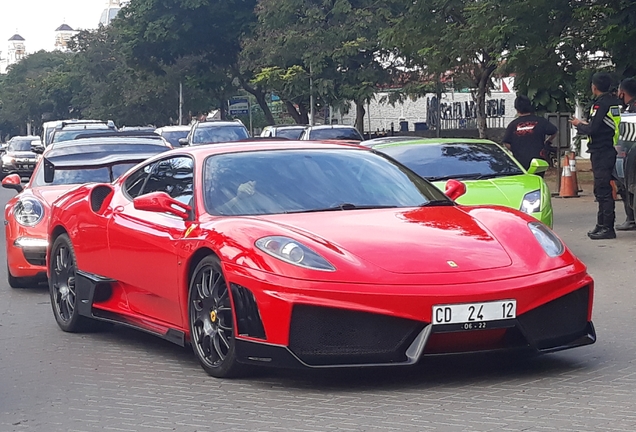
[617,187,635,222]
[591,147,617,228]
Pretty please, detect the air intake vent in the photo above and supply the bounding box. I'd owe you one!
[230,284,266,339]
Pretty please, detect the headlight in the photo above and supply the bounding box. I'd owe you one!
[528,222,564,257]
[14,198,45,227]
[2,155,15,165]
[255,236,335,271]
[520,190,541,214]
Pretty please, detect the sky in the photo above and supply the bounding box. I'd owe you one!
[0,0,108,54]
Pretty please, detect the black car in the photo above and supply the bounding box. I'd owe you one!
[2,136,40,178]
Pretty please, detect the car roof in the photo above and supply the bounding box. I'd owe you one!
[305,125,358,130]
[196,121,247,128]
[267,124,307,129]
[362,136,421,147]
[372,138,498,150]
[58,124,112,131]
[9,135,40,141]
[48,136,169,150]
[156,125,191,132]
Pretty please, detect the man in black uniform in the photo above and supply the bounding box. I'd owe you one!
[616,78,636,230]
[571,73,622,240]
[503,95,558,172]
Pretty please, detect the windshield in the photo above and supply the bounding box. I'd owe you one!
[380,142,524,181]
[192,125,249,144]
[8,139,33,152]
[204,149,448,216]
[31,162,136,187]
[308,128,362,141]
[161,131,189,147]
[276,128,305,140]
[52,128,112,143]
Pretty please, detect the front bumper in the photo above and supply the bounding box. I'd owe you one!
[2,162,36,176]
[225,263,594,368]
[6,236,47,278]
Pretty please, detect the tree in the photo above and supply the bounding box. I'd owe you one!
[244,0,395,132]
[114,0,257,119]
[0,50,74,135]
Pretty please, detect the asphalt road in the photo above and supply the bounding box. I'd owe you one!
[1,187,636,432]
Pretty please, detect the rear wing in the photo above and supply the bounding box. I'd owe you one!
[43,144,168,183]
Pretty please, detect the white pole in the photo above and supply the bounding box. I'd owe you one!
[309,63,315,125]
[249,99,253,136]
[179,82,183,125]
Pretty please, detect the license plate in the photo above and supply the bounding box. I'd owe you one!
[432,300,516,333]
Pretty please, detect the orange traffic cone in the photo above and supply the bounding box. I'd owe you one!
[569,152,580,193]
[559,154,578,198]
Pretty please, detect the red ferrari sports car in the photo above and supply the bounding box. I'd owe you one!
[3,137,170,287]
[46,141,595,378]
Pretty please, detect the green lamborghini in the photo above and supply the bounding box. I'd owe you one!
[368,138,553,227]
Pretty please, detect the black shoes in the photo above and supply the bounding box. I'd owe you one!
[616,220,636,231]
[587,225,603,235]
[588,227,617,240]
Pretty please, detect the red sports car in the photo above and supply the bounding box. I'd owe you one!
[3,137,170,287]
[46,141,595,378]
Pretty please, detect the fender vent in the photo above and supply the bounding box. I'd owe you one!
[230,284,266,339]
[90,185,113,213]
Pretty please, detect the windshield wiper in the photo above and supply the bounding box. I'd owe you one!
[419,200,455,207]
[287,203,399,214]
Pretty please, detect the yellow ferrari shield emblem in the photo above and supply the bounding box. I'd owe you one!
[447,261,458,268]
[184,224,197,238]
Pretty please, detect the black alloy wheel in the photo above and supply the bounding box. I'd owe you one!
[49,234,92,332]
[189,255,243,378]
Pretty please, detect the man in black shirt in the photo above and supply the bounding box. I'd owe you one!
[571,73,622,240]
[503,96,558,171]
[615,78,636,230]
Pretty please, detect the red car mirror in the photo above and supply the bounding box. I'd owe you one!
[445,179,466,201]
[2,174,23,193]
[133,192,192,220]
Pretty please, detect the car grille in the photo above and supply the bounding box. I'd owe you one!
[230,284,266,339]
[288,305,424,366]
[517,286,590,350]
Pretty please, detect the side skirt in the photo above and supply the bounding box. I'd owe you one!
[75,270,186,347]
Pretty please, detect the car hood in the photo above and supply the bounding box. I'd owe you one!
[433,174,542,209]
[7,151,37,159]
[260,206,513,274]
[30,184,81,206]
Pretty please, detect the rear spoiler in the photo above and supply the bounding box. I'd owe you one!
[43,145,168,183]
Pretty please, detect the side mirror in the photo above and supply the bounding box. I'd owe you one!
[445,179,467,201]
[31,143,45,154]
[2,174,23,193]
[178,138,189,146]
[527,158,549,175]
[133,191,191,220]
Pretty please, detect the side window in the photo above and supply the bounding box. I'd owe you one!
[140,156,194,205]
[124,163,155,198]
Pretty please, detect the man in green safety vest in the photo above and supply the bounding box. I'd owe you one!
[571,72,622,240]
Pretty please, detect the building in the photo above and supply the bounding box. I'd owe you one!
[0,34,26,74]
[100,0,130,26]
[54,24,78,51]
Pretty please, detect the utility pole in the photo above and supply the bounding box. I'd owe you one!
[178,82,183,125]
[309,63,315,125]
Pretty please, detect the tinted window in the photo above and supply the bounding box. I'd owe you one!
[276,128,305,139]
[161,131,189,147]
[308,128,362,141]
[380,143,524,181]
[124,163,155,198]
[136,157,194,205]
[203,149,448,216]
[31,162,137,187]
[192,125,249,144]
[8,139,32,151]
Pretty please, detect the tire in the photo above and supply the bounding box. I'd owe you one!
[48,234,94,332]
[188,255,244,378]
